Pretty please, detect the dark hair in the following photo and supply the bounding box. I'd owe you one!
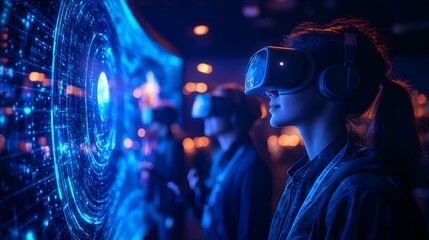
[213,83,262,133]
[283,18,422,189]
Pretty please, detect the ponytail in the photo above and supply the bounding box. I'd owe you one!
[284,18,423,189]
[367,79,422,189]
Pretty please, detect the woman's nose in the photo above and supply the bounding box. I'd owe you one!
[265,90,279,98]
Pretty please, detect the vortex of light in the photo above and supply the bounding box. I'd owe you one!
[1,0,182,238]
[97,72,110,122]
[51,0,122,238]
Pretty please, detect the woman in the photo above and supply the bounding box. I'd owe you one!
[244,18,427,239]
[188,83,272,239]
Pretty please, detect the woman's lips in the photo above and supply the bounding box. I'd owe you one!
[269,103,280,112]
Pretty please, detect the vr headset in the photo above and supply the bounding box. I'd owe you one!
[191,93,236,119]
[141,106,177,125]
[244,33,360,100]
[244,46,315,97]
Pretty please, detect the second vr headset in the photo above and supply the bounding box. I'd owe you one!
[191,93,236,119]
[141,106,177,125]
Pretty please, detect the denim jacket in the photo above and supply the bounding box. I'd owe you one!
[269,136,427,240]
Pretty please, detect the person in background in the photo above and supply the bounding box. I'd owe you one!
[140,103,186,240]
[244,17,427,239]
[187,83,273,240]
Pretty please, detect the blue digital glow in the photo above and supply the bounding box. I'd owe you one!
[25,231,34,240]
[0,0,183,239]
[24,107,31,115]
[97,72,110,121]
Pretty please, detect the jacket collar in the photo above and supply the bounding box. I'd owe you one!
[288,134,348,183]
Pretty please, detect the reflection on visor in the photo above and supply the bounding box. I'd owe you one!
[244,46,315,97]
[192,94,212,118]
[246,49,267,90]
[141,107,153,125]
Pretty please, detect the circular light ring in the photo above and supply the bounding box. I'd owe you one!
[51,0,122,238]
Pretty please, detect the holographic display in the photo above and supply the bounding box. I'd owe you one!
[0,0,183,239]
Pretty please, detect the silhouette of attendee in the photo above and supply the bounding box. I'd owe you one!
[140,103,186,240]
[244,18,427,239]
[188,83,272,240]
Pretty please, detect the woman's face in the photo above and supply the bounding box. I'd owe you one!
[266,85,326,128]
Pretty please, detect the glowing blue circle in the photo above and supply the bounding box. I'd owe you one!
[97,72,110,121]
[51,1,124,238]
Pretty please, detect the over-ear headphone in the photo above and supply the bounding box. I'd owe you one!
[317,32,361,101]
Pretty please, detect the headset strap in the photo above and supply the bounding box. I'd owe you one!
[344,32,357,67]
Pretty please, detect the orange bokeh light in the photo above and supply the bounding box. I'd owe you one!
[193,25,209,36]
[197,63,213,74]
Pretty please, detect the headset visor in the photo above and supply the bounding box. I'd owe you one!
[191,93,235,118]
[244,46,314,97]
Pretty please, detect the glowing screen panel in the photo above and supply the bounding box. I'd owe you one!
[0,0,183,239]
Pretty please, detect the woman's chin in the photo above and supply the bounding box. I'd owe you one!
[270,118,285,128]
